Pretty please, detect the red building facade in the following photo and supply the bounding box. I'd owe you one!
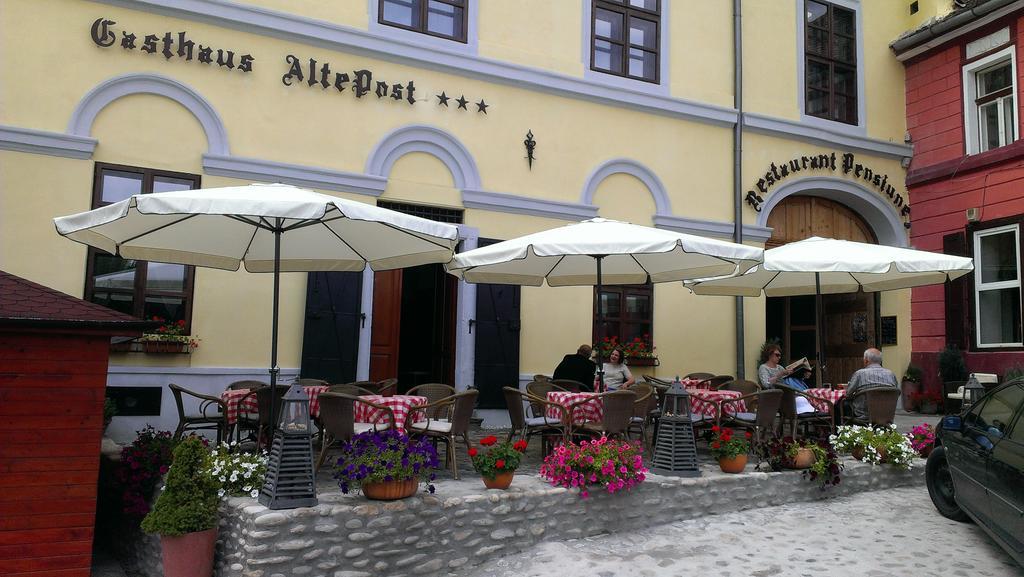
[895,3,1024,395]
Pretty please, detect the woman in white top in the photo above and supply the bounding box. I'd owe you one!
[602,348,635,391]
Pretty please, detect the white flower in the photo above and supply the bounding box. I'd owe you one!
[250,489,259,498]
[218,489,226,497]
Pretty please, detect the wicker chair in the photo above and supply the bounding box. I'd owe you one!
[374,378,399,397]
[532,374,552,382]
[406,390,479,479]
[699,375,734,390]
[225,381,265,442]
[327,383,377,397]
[525,380,570,418]
[718,379,761,396]
[624,382,655,444]
[293,378,330,387]
[684,372,715,381]
[551,378,589,393]
[314,392,396,471]
[718,389,783,451]
[169,383,228,444]
[569,389,636,440]
[406,383,457,420]
[502,387,568,454]
[777,384,835,438]
[226,380,266,390]
[844,386,900,427]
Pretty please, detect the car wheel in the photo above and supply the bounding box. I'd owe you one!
[925,446,970,523]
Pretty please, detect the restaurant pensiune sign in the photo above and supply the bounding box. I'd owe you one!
[745,152,910,221]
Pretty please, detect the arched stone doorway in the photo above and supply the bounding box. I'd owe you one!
[765,196,878,386]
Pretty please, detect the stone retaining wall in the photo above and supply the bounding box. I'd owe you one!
[120,459,924,577]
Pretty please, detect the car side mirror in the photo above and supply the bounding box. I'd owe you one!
[941,415,963,433]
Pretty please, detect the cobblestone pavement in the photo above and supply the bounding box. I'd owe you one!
[464,486,1023,577]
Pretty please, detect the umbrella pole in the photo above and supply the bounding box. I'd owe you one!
[269,220,282,435]
[815,272,824,388]
[595,255,605,392]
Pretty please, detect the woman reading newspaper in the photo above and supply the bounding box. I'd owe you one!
[758,344,815,413]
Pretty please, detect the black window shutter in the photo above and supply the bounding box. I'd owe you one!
[943,231,970,350]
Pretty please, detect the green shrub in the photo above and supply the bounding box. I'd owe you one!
[1003,362,1024,383]
[140,437,219,536]
[103,397,117,429]
[938,345,969,383]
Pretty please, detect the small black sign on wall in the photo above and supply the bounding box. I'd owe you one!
[107,386,163,416]
[880,316,898,346]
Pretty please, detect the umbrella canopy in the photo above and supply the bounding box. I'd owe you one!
[687,236,974,384]
[446,218,763,387]
[55,183,460,431]
[54,183,458,272]
[688,237,974,296]
[445,218,763,286]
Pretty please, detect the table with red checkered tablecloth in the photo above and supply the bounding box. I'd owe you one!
[221,385,329,425]
[803,388,846,413]
[686,389,745,419]
[546,391,602,424]
[354,395,427,434]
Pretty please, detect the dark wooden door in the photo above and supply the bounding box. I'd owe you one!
[766,196,879,386]
[473,239,521,409]
[300,272,362,384]
[370,270,402,381]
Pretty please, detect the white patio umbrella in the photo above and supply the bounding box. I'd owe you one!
[55,183,460,429]
[445,217,763,385]
[688,236,974,382]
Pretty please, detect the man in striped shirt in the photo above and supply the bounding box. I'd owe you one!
[844,348,899,421]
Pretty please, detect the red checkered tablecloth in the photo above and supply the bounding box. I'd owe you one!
[546,391,603,424]
[803,388,846,413]
[355,395,427,434]
[681,378,711,389]
[687,389,745,419]
[221,385,329,425]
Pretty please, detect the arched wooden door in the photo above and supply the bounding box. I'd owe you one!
[765,196,878,386]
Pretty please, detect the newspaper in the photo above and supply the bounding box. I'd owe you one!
[785,357,811,372]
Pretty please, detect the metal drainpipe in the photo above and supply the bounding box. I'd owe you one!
[733,0,745,379]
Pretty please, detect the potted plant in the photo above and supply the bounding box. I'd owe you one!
[206,442,268,499]
[910,389,943,414]
[907,423,936,458]
[140,437,220,577]
[708,425,751,473]
[540,437,647,499]
[759,436,842,489]
[103,397,117,432]
[901,364,923,411]
[831,424,916,469]
[117,426,179,518]
[141,317,199,353]
[469,436,527,489]
[334,430,439,500]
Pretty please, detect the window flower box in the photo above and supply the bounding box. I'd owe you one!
[141,339,193,354]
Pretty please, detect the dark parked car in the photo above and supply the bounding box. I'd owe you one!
[926,380,1024,567]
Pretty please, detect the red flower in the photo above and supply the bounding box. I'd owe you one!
[468,447,478,457]
[480,435,498,446]
[711,441,720,449]
[513,440,528,452]
[745,431,752,439]
[495,459,505,469]
[711,425,720,433]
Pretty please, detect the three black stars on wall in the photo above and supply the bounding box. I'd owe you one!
[436,91,488,113]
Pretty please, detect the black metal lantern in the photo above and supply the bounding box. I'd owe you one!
[962,375,986,410]
[650,379,701,477]
[259,385,317,509]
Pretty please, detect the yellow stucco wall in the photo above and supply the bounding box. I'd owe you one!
[1,0,915,385]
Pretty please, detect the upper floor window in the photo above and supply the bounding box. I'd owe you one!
[963,45,1017,155]
[379,0,467,43]
[85,163,198,330]
[804,0,857,125]
[974,224,1022,348]
[590,0,660,84]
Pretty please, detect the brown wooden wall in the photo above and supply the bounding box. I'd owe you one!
[0,332,109,577]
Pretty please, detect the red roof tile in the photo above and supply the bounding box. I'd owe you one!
[0,270,151,331]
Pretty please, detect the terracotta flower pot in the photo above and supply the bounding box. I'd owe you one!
[852,446,865,460]
[362,478,419,500]
[783,447,816,469]
[482,471,515,489]
[918,444,933,459]
[718,454,748,474]
[143,340,187,354]
[160,527,217,577]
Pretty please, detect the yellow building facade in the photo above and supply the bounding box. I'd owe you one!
[1,0,936,436]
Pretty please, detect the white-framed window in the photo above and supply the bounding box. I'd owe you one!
[963,45,1017,155]
[974,224,1023,348]
[796,0,865,134]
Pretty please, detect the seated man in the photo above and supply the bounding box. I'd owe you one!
[552,344,597,391]
[844,347,899,421]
